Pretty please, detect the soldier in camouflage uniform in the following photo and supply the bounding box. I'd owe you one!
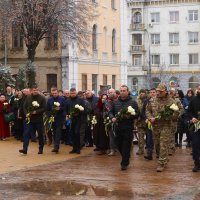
[146,83,181,172]
[136,89,148,155]
[168,88,184,155]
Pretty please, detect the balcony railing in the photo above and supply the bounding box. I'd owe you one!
[129,23,145,31]
[130,45,145,53]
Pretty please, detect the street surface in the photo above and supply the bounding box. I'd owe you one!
[0,137,200,200]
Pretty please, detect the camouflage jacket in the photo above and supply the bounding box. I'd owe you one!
[146,94,181,124]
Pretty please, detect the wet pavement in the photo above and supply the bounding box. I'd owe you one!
[0,138,200,199]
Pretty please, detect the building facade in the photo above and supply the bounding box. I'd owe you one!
[62,0,123,94]
[126,0,200,94]
[0,0,123,93]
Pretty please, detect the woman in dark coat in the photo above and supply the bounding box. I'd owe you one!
[0,94,11,140]
[175,90,185,147]
[93,94,109,154]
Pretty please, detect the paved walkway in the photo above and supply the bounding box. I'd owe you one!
[1,137,200,199]
[0,137,93,174]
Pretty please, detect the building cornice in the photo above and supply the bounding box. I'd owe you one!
[127,0,200,7]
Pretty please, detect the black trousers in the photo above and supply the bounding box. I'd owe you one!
[192,131,200,166]
[115,126,133,167]
[71,120,81,152]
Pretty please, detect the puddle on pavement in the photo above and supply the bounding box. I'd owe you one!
[1,180,153,199]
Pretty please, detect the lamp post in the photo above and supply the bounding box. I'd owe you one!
[144,29,152,89]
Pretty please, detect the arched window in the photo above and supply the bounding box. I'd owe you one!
[189,76,199,90]
[112,29,116,53]
[92,24,97,51]
[152,77,161,88]
[133,12,142,24]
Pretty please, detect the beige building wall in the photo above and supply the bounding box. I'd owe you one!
[75,0,122,92]
[0,34,62,91]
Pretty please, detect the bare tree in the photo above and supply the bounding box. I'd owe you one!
[0,0,96,62]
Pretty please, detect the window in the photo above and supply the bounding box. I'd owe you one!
[189,54,198,64]
[169,11,179,23]
[133,12,142,24]
[151,55,160,65]
[82,74,87,91]
[132,34,142,45]
[45,26,58,49]
[92,74,98,93]
[170,54,179,65]
[169,33,179,44]
[152,77,161,88]
[47,74,57,92]
[111,0,115,9]
[151,34,160,45]
[188,10,198,21]
[189,76,199,90]
[132,55,142,66]
[103,74,107,85]
[188,32,198,43]
[92,24,97,51]
[112,75,116,89]
[12,24,23,49]
[151,12,160,23]
[112,29,116,53]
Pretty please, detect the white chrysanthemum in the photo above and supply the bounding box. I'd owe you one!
[75,104,79,109]
[127,106,136,115]
[54,102,60,107]
[170,104,179,111]
[79,105,84,111]
[32,101,39,107]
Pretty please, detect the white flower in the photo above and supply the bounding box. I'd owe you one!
[32,101,39,107]
[54,102,60,107]
[170,104,179,111]
[79,105,84,111]
[75,104,79,109]
[127,106,136,115]
[107,117,109,120]
[75,104,84,111]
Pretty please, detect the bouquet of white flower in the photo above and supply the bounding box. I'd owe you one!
[26,101,40,124]
[104,116,112,136]
[2,102,8,111]
[115,106,136,122]
[156,103,179,120]
[70,104,84,119]
[44,102,61,130]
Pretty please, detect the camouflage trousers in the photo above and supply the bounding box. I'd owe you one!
[137,126,146,154]
[153,122,171,166]
[168,122,177,154]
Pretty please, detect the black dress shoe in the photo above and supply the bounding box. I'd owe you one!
[86,144,93,147]
[192,165,200,172]
[76,150,80,154]
[51,149,59,153]
[144,155,152,160]
[69,150,76,154]
[38,150,43,154]
[121,165,127,171]
[19,149,27,154]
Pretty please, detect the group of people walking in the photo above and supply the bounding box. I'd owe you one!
[0,83,200,172]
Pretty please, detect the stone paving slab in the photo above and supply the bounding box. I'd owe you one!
[0,137,93,174]
[1,138,200,199]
